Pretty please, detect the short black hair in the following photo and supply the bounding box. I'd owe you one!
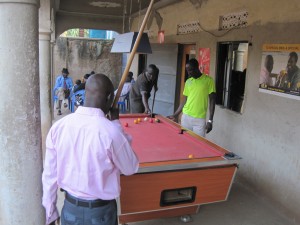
[128,71,133,78]
[187,58,199,69]
[84,73,91,79]
[289,52,298,62]
[75,79,81,85]
[90,71,95,74]
[266,55,274,61]
[148,64,159,76]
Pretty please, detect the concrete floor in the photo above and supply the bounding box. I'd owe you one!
[53,107,296,225]
[130,182,296,225]
[56,181,296,225]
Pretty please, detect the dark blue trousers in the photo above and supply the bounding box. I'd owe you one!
[61,198,118,225]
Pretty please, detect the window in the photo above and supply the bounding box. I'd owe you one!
[216,41,248,113]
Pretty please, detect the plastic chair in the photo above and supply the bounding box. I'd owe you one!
[71,89,85,113]
[118,93,129,114]
[118,101,126,113]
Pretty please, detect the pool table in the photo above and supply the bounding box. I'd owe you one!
[118,114,240,224]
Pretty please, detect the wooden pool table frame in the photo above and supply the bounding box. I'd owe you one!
[117,114,240,224]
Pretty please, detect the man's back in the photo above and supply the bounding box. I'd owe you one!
[46,106,138,201]
[43,74,139,225]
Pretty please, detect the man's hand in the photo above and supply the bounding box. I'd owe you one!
[144,108,151,114]
[108,107,119,121]
[167,115,176,121]
[206,122,213,133]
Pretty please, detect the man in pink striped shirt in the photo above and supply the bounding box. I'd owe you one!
[42,74,139,225]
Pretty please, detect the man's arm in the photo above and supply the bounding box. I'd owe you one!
[53,77,61,92]
[42,131,59,225]
[167,96,187,121]
[109,108,139,175]
[206,92,216,133]
[67,78,73,90]
[141,91,151,114]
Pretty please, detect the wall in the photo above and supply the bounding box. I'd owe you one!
[53,37,122,88]
[132,0,300,222]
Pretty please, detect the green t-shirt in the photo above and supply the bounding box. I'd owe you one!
[182,74,216,118]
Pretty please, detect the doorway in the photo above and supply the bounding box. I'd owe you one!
[174,44,196,110]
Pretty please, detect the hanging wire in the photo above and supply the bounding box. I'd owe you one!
[196,5,246,37]
[129,0,133,30]
[122,0,127,33]
[138,0,141,29]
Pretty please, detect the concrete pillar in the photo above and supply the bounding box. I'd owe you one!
[0,0,44,224]
[39,31,52,158]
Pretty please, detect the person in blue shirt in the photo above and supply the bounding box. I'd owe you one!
[54,68,73,115]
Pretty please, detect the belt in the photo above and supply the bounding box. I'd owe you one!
[65,192,113,208]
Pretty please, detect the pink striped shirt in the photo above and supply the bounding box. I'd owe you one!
[42,107,139,224]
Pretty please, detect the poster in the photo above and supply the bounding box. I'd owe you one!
[259,44,300,100]
[198,48,210,75]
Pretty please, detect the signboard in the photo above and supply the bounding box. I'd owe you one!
[259,44,300,100]
[198,48,210,75]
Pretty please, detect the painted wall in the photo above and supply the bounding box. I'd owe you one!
[131,0,300,222]
[53,37,122,89]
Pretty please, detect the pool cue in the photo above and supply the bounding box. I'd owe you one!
[112,0,155,108]
[151,90,156,118]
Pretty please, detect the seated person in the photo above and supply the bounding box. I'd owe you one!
[72,79,81,93]
[73,73,90,93]
[114,72,133,102]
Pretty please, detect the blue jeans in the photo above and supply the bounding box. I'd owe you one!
[61,198,118,225]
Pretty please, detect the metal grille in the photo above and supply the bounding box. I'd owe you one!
[177,21,200,35]
[219,11,248,30]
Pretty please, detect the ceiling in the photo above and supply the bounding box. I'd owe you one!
[58,0,162,18]
[55,0,181,36]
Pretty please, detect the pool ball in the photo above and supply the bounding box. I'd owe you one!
[144,117,148,121]
[134,120,138,124]
[138,118,141,122]
[188,154,194,159]
[150,119,153,123]
[124,123,128,127]
[155,118,160,123]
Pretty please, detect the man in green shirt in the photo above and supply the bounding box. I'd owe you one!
[168,58,216,137]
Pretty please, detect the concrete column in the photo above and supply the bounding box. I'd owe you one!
[0,0,44,224]
[39,31,52,158]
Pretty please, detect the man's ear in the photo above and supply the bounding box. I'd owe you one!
[106,93,112,102]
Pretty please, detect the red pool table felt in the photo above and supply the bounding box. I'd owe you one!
[120,116,224,163]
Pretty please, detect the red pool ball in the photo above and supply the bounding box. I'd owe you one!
[150,119,154,123]
[124,122,128,127]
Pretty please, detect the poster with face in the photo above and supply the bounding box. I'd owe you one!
[259,44,300,100]
[198,48,210,75]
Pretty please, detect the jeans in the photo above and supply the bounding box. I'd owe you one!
[61,198,118,225]
[181,113,206,137]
